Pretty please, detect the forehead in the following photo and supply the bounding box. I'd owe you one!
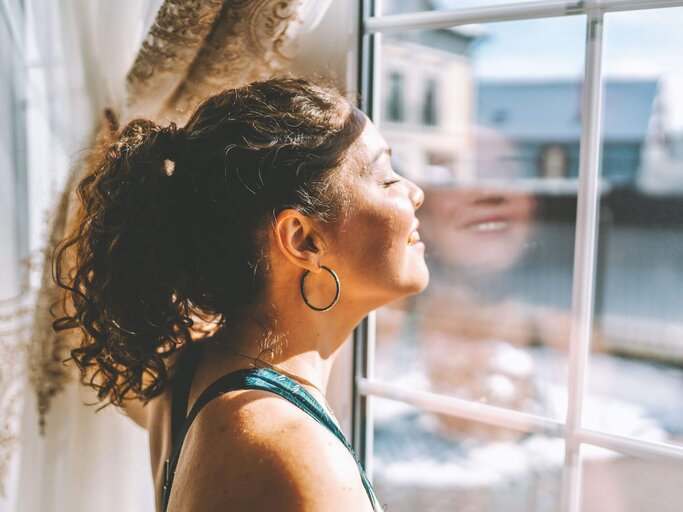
[353,117,389,175]
[358,117,386,156]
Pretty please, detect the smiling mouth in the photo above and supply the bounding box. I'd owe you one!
[468,220,510,233]
[407,230,421,245]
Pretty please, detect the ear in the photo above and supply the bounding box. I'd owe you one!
[272,209,326,271]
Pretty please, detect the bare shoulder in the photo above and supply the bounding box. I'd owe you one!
[168,389,373,512]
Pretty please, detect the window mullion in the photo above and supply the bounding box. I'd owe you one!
[352,312,375,474]
[358,377,566,436]
[365,0,683,34]
[358,376,683,462]
[367,0,578,34]
[352,0,378,472]
[561,12,606,512]
[575,428,683,463]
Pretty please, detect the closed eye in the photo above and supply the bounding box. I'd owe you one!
[383,179,400,187]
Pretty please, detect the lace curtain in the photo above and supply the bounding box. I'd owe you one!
[0,1,332,510]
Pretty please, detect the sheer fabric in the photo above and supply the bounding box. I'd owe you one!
[0,1,333,510]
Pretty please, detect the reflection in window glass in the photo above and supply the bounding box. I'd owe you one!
[579,445,683,512]
[376,16,587,425]
[372,397,564,512]
[387,71,406,122]
[423,77,439,126]
[370,4,683,510]
[586,7,683,448]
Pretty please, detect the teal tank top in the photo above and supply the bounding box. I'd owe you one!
[161,350,383,511]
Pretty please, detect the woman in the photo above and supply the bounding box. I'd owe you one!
[53,77,428,511]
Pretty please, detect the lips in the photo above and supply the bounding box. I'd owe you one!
[468,220,510,232]
[464,216,511,233]
[408,220,421,245]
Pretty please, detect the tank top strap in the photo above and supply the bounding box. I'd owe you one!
[245,370,384,510]
[161,366,383,512]
[169,344,202,446]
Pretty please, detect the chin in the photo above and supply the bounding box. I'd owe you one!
[414,272,431,294]
[364,260,430,306]
[402,265,431,297]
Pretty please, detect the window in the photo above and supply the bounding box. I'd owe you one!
[386,71,405,122]
[355,1,683,511]
[539,144,570,178]
[422,77,438,126]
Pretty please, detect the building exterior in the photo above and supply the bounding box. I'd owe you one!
[379,0,484,184]
[477,79,663,187]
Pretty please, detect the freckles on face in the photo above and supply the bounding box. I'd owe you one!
[354,198,407,254]
[345,133,410,253]
[328,119,427,300]
[336,187,413,291]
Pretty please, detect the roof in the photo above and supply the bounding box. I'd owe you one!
[477,79,659,143]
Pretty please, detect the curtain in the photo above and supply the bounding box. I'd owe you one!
[0,1,332,510]
[1,2,161,510]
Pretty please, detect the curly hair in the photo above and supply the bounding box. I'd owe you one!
[52,76,366,407]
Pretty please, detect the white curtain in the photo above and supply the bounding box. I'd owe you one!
[0,1,336,511]
[1,1,165,511]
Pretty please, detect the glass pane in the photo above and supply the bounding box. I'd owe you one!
[584,7,683,448]
[372,396,565,512]
[374,16,587,421]
[380,0,536,15]
[579,445,683,512]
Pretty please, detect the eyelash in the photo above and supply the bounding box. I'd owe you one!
[383,179,400,187]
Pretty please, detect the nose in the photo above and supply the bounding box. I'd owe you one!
[409,181,425,210]
[473,192,508,206]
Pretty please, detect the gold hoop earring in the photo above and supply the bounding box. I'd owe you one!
[300,265,340,312]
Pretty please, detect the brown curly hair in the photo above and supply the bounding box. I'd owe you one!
[52,76,366,407]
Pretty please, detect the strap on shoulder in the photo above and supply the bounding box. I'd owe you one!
[161,367,253,512]
[170,344,203,446]
[162,366,383,512]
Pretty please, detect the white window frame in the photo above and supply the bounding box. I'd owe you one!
[351,2,683,511]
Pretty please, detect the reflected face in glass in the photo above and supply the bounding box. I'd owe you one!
[419,186,536,272]
[329,112,429,305]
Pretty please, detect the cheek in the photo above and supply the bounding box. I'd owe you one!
[330,180,415,275]
[343,214,393,257]
[346,207,411,267]
[363,209,412,263]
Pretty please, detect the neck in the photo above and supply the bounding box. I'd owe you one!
[204,299,368,396]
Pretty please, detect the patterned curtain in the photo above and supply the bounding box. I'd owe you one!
[29,0,330,436]
[0,1,332,510]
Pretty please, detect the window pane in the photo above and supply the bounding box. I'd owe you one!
[372,396,565,511]
[375,16,587,421]
[579,445,683,512]
[584,7,683,448]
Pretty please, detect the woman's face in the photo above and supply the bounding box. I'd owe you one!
[326,115,429,306]
[419,186,536,272]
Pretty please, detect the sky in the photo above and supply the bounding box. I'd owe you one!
[428,1,683,131]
